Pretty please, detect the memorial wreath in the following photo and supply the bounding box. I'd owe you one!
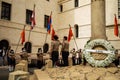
[83,39,115,67]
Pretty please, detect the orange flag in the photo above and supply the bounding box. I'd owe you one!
[21,28,25,44]
[51,28,55,40]
[114,14,119,37]
[68,25,73,42]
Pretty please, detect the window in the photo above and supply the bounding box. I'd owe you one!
[75,0,79,7]
[26,9,32,25]
[24,42,32,53]
[118,0,120,18]
[44,15,49,28]
[60,4,63,12]
[74,24,79,38]
[1,2,11,20]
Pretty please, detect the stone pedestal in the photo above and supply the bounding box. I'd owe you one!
[20,60,28,72]
[8,71,29,80]
[45,59,52,68]
[15,63,25,71]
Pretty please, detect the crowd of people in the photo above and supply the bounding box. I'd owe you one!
[0,46,16,72]
[0,35,120,72]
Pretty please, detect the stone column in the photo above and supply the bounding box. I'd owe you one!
[91,0,107,40]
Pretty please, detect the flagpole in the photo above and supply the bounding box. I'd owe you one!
[73,35,79,50]
[28,29,32,41]
[15,25,26,53]
[44,33,48,44]
[69,24,79,50]
[44,11,52,44]
[15,36,21,53]
[28,4,36,42]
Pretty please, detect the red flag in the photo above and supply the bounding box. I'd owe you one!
[51,28,55,40]
[114,14,119,37]
[47,12,52,34]
[21,28,25,44]
[31,5,36,30]
[68,25,73,42]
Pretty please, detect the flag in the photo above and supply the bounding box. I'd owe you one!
[114,14,119,37]
[21,28,25,44]
[68,25,73,42]
[47,12,52,34]
[51,28,55,40]
[31,5,36,30]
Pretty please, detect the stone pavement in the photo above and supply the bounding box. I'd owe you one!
[0,66,9,80]
[35,65,120,80]
[0,65,120,80]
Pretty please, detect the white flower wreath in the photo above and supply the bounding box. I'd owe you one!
[83,39,115,67]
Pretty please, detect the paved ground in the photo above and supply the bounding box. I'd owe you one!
[1,65,120,80]
[0,66,9,80]
[0,66,36,80]
[44,65,120,80]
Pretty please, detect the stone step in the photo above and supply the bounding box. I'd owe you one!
[34,69,52,80]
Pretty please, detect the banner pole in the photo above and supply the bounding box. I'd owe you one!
[69,24,79,50]
[15,25,26,53]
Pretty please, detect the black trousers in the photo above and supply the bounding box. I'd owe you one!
[62,51,69,66]
[9,58,16,70]
[37,60,43,69]
[51,51,59,67]
[72,56,76,65]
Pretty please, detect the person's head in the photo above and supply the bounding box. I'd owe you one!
[53,35,59,40]
[38,48,42,53]
[115,50,118,54]
[73,48,75,50]
[10,49,14,54]
[63,36,67,41]
[22,47,26,52]
[79,49,81,52]
[72,48,75,52]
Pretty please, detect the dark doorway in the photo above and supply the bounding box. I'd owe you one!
[24,42,32,53]
[0,39,9,50]
[43,43,49,53]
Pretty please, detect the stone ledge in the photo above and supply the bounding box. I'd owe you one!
[34,69,52,80]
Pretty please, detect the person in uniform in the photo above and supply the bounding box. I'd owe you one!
[2,47,6,66]
[61,36,69,66]
[8,49,16,72]
[70,48,76,65]
[20,48,29,61]
[75,49,82,65]
[37,53,43,69]
[50,35,61,67]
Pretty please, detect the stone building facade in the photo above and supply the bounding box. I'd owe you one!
[0,0,119,53]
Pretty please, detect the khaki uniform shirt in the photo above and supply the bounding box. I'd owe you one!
[61,40,69,52]
[37,53,43,61]
[51,40,61,52]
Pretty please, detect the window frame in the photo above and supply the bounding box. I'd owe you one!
[74,0,79,7]
[118,0,120,18]
[74,24,79,38]
[60,4,63,12]
[1,2,11,20]
[44,15,49,28]
[26,9,32,25]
